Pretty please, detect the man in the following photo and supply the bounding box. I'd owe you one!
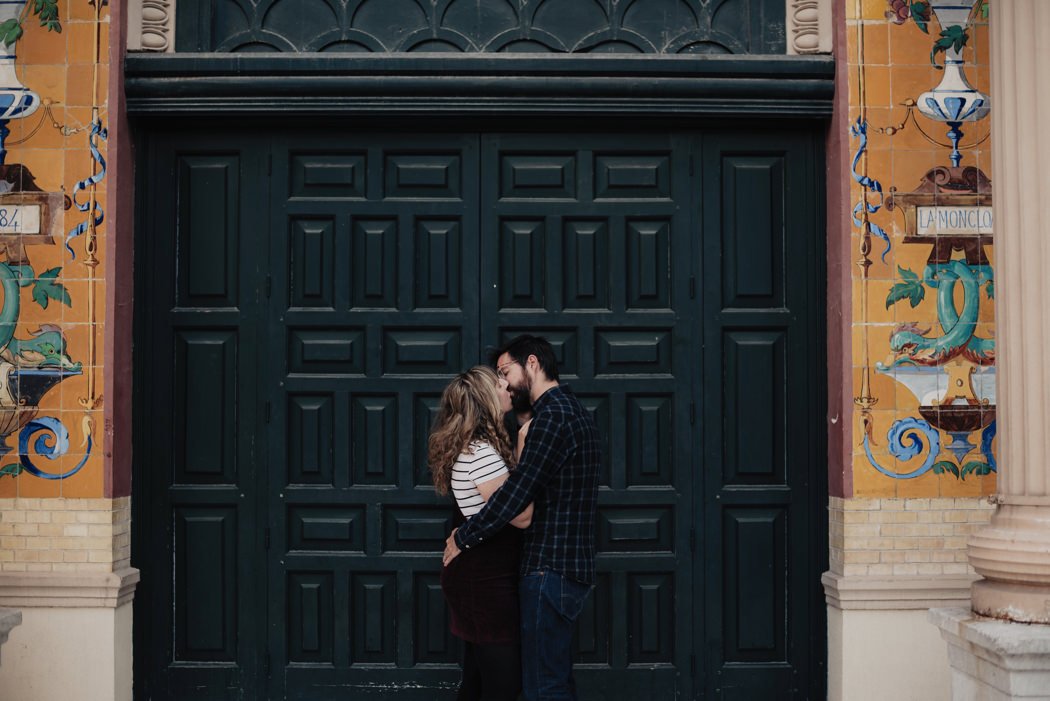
[444,335,601,701]
[489,347,533,441]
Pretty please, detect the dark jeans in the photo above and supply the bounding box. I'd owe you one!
[519,570,592,701]
[457,640,522,701]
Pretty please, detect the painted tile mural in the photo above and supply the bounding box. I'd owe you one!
[0,0,108,499]
[848,0,996,498]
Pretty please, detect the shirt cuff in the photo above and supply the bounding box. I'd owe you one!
[454,528,470,550]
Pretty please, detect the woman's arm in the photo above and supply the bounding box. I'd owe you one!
[475,472,533,529]
[474,423,535,529]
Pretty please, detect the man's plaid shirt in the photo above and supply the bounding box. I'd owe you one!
[453,384,601,585]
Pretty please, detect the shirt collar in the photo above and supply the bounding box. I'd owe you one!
[532,383,567,412]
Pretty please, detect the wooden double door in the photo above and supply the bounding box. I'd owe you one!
[133,125,825,700]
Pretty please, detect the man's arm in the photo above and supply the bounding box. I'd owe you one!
[452,411,569,550]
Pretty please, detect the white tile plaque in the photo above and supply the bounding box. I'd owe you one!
[0,204,41,235]
[916,206,993,237]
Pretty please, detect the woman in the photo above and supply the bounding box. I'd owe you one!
[429,366,533,701]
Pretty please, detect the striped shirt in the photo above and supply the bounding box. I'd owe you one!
[450,442,509,517]
[454,384,601,585]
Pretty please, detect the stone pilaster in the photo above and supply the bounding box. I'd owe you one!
[965,0,1050,624]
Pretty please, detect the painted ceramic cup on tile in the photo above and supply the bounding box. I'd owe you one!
[916,1,990,167]
[0,0,41,164]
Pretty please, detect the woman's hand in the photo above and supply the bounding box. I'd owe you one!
[508,418,534,528]
[514,418,533,461]
[443,528,461,566]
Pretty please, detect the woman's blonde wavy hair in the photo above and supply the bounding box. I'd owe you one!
[428,366,515,496]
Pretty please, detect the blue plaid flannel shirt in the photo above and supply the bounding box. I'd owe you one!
[453,384,601,585]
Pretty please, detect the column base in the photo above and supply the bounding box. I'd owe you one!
[930,607,1050,700]
[968,503,1050,623]
[973,580,1050,624]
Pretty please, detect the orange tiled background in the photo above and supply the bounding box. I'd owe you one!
[846,1,996,499]
[0,0,109,499]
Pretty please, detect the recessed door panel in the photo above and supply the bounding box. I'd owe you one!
[701,130,823,700]
[137,133,267,699]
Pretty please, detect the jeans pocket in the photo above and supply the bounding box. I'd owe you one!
[541,573,591,623]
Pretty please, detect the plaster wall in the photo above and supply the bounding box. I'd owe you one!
[829,607,951,701]
[0,603,131,701]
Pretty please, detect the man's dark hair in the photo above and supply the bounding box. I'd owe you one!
[496,334,560,382]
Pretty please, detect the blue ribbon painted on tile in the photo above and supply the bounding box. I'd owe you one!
[980,420,997,472]
[849,117,891,264]
[17,416,92,480]
[864,416,941,479]
[65,119,108,260]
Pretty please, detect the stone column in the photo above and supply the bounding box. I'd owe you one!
[965,0,1050,624]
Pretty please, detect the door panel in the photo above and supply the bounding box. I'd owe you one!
[137,133,268,700]
[700,130,822,700]
[266,134,479,699]
[480,134,696,699]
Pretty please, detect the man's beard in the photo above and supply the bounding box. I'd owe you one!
[510,373,532,409]
[511,388,533,414]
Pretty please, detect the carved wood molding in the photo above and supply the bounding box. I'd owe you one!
[128,0,176,53]
[124,54,835,117]
[786,0,832,55]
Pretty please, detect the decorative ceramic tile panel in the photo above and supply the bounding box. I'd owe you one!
[0,0,110,499]
[847,0,995,498]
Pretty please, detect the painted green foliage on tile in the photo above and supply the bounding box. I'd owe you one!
[0,0,61,47]
[886,266,925,308]
[0,263,76,368]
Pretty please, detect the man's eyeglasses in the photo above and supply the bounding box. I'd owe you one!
[496,362,517,379]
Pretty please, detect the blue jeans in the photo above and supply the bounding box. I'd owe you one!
[519,570,592,701]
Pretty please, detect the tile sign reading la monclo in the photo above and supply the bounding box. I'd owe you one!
[916,206,994,236]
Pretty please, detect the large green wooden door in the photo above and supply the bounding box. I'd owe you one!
[134,125,825,700]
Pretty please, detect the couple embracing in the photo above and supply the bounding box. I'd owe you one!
[429,335,601,701]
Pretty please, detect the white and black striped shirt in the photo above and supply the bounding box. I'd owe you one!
[450,442,508,517]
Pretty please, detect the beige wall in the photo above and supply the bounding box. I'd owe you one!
[0,604,132,701]
[829,607,951,701]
